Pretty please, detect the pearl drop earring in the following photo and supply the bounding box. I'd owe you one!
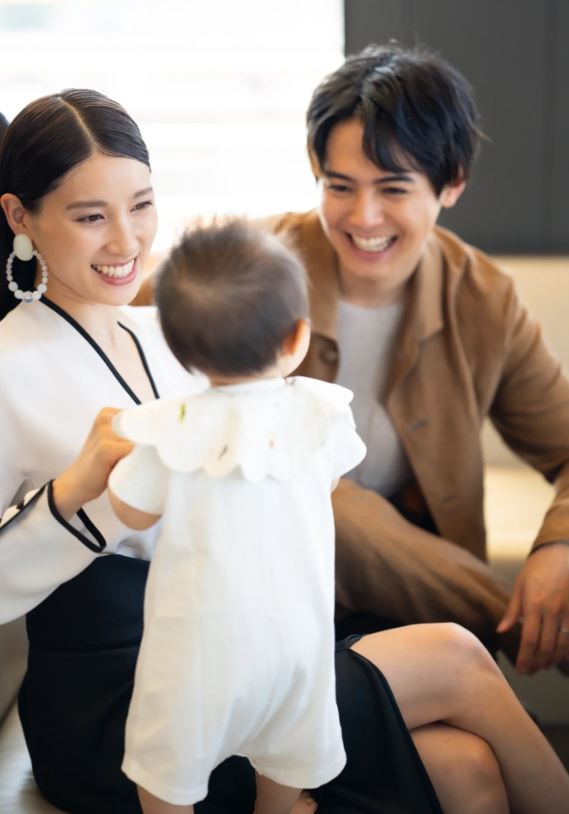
[5,234,48,303]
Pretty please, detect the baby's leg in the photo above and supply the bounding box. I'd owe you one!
[137,785,194,814]
[253,772,302,814]
[291,791,318,813]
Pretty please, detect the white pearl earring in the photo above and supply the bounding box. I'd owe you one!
[5,234,48,303]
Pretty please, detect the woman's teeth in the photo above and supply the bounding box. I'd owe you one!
[93,261,135,278]
[351,235,395,252]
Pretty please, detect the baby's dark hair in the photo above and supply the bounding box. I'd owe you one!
[156,220,309,377]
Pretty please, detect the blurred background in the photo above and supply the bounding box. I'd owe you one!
[1,0,567,254]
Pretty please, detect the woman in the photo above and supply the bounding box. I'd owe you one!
[0,89,567,814]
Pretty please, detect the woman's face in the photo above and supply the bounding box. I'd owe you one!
[14,152,157,311]
[316,118,463,304]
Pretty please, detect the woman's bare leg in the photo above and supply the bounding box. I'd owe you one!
[137,786,193,814]
[411,723,508,813]
[353,623,569,814]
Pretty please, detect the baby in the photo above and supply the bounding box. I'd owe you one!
[109,220,366,814]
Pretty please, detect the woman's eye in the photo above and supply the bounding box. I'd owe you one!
[77,213,103,223]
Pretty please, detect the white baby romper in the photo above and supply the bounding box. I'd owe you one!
[109,376,366,805]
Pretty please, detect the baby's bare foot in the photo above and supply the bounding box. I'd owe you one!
[290,791,317,814]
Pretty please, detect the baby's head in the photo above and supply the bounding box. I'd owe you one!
[156,220,310,382]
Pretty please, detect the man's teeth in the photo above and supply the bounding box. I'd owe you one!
[93,261,135,278]
[351,235,395,252]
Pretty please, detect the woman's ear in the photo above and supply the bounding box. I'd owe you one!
[0,193,28,234]
[440,177,466,209]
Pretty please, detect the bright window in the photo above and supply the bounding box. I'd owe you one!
[0,0,343,250]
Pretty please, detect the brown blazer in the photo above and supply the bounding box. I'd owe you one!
[270,210,569,560]
[136,212,569,639]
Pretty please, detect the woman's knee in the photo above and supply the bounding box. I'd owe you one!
[436,622,500,675]
[448,735,508,813]
[413,725,508,814]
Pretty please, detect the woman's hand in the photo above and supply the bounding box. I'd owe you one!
[51,407,133,520]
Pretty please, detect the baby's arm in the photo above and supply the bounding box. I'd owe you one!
[107,443,168,529]
[108,489,161,530]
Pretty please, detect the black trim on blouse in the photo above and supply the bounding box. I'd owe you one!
[0,484,47,533]
[47,481,107,553]
[41,297,160,404]
[22,297,161,552]
[118,322,160,399]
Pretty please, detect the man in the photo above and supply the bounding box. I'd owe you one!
[268,44,569,675]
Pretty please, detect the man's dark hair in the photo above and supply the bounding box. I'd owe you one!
[156,220,309,377]
[306,43,482,194]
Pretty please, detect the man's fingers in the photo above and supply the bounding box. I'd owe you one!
[516,611,541,674]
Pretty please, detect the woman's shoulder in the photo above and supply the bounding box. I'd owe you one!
[0,303,53,370]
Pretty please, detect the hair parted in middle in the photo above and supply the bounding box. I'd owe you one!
[155,220,309,377]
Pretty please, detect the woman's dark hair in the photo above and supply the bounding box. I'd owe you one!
[0,113,8,144]
[306,43,483,194]
[156,220,309,377]
[0,89,150,319]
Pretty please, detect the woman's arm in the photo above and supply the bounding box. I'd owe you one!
[0,408,136,623]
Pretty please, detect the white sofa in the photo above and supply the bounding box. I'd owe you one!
[1,256,567,810]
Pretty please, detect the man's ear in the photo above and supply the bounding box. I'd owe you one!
[0,193,28,234]
[440,177,466,209]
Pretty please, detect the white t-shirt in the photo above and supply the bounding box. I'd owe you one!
[110,377,366,805]
[336,299,413,496]
[0,298,203,623]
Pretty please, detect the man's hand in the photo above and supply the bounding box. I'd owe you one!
[497,543,569,674]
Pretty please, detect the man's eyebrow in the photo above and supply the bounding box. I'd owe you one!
[65,187,154,211]
[323,169,415,184]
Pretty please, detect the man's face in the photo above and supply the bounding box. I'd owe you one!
[316,118,463,304]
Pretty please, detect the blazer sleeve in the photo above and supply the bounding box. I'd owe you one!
[489,280,569,550]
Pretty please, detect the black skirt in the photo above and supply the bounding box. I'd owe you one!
[19,554,442,814]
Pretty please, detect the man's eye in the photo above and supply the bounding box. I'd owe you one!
[327,184,351,194]
[132,200,154,211]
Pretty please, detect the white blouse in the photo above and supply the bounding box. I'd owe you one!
[0,298,203,623]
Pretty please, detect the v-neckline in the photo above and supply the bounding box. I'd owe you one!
[41,297,160,405]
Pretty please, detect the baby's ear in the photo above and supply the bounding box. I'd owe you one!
[282,318,310,356]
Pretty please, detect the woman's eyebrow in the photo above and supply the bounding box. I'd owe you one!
[65,187,154,211]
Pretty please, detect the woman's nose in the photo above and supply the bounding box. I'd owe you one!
[107,219,138,257]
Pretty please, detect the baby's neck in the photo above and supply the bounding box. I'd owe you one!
[208,362,283,388]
